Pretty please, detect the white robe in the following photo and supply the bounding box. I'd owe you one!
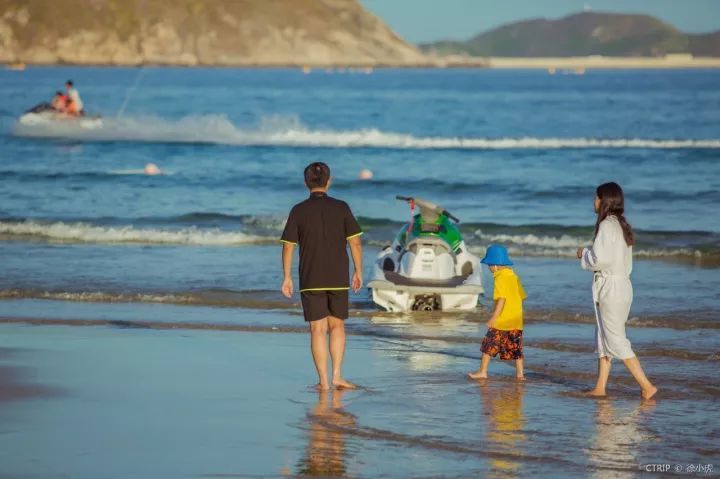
[580,216,635,360]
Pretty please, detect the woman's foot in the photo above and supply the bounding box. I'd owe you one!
[332,377,358,390]
[314,382,331,391]
[516,375,526,381]
[641,385,658,400]
[583,388,607,397]
[468,371,488,380]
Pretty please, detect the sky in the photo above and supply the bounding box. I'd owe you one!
[360,0,720,44]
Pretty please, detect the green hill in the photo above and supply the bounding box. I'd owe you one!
[421,12,720,57]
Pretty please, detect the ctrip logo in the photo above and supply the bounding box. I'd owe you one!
[642,464,671,473]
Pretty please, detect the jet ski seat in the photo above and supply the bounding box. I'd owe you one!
[405,236,452,256]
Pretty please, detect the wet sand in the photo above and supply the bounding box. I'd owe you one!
[0,304,718,478]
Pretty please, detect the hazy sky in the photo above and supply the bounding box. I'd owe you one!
[360,0,720,44]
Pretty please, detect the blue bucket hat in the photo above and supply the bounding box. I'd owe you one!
[481,244,513,266]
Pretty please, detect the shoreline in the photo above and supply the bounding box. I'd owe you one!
[5,56,720,70]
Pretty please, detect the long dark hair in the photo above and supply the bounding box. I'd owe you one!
[595,182,634,246]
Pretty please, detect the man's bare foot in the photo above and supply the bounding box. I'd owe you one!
[314,382,331,391]
[641,385,658,400]
[468,371,488,380]
[332,378,357,390]
[583,389,607,397]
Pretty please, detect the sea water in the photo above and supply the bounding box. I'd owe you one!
[1,67,718,316]
[0,66,719,477]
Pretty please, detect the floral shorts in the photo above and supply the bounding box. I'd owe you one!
[481,328,523,360]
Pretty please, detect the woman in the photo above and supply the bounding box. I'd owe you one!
[577,182,657,400]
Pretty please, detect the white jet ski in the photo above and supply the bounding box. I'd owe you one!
[368,196,484,312]
[19,103,103,130]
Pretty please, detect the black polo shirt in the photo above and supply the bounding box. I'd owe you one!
[281,192,362,292]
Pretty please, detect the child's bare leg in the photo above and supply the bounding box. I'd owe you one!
[586,356,611,396]
[468,353,491,379]
[515,358,525,380]
[623,356,657,400]
[309,318,330,390]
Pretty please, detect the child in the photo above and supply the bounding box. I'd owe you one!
[469,244,527,380]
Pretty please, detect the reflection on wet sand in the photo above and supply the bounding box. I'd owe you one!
[587,399,656,478]
[477,380,526,479]
[296,389,355,477]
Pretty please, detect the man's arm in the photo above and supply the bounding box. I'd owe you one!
[281,242,295,298]
[486,297,506,329]
[348,236,363,293]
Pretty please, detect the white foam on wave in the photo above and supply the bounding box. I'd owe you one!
[12,114,720,150]
[0,289,195,304]
[471,230,704,259]
[0,220,272,246]
[475,229,586,249]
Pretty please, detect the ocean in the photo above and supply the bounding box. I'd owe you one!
[0,66,718,477]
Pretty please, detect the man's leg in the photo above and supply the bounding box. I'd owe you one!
[328,316,356,389]
[310,318,330,390]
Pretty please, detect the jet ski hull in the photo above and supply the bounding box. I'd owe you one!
[368,241,484,312]
[368,278,482,312]
[19,111,103,130]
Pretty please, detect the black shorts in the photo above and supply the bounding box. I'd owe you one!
[300,290,349,322]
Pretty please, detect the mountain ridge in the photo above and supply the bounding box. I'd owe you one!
[421,12,720,57]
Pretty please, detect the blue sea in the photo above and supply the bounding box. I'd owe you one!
[1,67,718,319]
[1,67,719,477]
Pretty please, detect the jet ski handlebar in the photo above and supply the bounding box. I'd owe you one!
[395,196,460,223]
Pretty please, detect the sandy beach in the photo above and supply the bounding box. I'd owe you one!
[485,55,720,69]
[0,300,717,477]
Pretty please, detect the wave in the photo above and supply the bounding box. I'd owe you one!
[0,220,273,246]
[469,227,718,264]
[12,114,720,150]
[1,217,718,264]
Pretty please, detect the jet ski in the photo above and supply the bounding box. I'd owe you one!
[368,196,484,312]
[19,103,103,129]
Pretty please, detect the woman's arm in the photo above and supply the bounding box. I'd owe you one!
[580,220,614,271]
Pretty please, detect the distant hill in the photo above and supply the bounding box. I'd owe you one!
[421,12,720,57]
[0,0,428,66]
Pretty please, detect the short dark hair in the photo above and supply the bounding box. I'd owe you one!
[66,80,73,86]
[304,162,330,189]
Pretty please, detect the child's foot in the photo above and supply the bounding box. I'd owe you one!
[332,377,357,390]
[583,388,607,397]
[641,385,658,400]
[468,371,488,380]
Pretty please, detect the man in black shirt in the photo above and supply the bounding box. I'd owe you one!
[281,162,363,391]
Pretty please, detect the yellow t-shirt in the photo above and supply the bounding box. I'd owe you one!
[492,268,527,331]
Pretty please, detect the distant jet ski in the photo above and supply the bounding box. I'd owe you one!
[368,196,484,312]
[19,102,103,129]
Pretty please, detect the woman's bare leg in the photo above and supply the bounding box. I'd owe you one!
[586,356,611,396]
[623,356,657,400]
